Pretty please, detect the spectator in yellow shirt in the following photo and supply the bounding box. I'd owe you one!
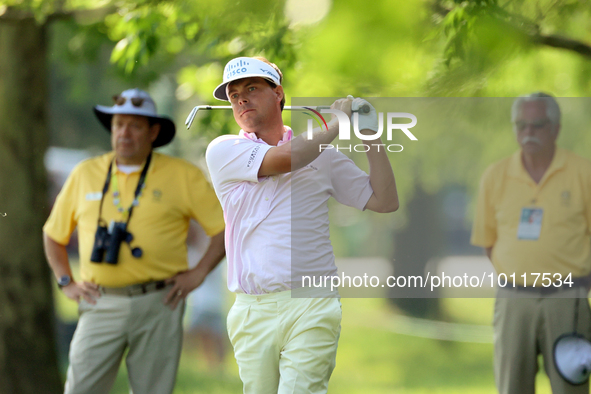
[43,88,225,394]
[471,92,591,394]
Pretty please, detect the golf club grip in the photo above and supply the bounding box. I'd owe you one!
[358,104,370,114]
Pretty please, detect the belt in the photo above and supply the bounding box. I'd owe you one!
[99,280,167,297]
[500,276,591,296]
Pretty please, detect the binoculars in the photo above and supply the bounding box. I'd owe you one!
[90,222,141,264]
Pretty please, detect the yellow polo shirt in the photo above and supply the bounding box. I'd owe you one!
[43,152,225,287]
[471,148,591,286]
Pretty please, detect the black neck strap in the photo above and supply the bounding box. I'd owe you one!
[97,152,153,226]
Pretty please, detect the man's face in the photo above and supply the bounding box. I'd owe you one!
[513,101,559,155]
[226,77,283,132]
[111,114,160,164]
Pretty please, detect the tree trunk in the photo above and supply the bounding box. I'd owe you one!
[0,17,62,393]
[389,186,442,319]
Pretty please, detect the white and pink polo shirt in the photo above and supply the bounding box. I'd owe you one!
[206,126,373,294]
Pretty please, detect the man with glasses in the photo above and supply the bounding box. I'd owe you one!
[471,92,591,394]
[43,88,226,394]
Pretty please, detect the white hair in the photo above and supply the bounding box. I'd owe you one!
[511,92,561,125]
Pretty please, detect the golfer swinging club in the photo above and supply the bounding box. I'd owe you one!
[205,56,399,393]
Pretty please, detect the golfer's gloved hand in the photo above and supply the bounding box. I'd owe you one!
[352,98,379,132]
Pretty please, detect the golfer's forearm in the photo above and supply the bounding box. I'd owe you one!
[363,136,399,213]
[259,118,340,176]
[290,117,340,170]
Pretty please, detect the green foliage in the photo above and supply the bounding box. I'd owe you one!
[99,0,296,75]
[428,0,591,96]
[438,0,512,66]
[2,0,298,146]
[1,0,297,77]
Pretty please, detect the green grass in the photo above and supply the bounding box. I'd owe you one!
[56,295,557,393]
[328,299,494,394]
[441,297,495,325]
[110,363,243,394]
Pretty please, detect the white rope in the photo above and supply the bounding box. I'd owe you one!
[362,314,493,344]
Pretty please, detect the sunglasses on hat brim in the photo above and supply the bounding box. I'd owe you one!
[112,95,145,107]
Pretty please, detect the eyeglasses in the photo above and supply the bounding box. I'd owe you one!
[112,95,145,107]
[514,119,551,131]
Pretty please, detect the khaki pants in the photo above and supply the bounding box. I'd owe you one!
[494,288,591,394]
[64,288,185,394]
[227,291,342,394]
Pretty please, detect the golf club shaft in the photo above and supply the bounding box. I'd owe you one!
[185,104,370,129]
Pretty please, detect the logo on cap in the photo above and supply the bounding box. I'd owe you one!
[225,59,251,80]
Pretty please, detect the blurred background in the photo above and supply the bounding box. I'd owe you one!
[1,0,591,392]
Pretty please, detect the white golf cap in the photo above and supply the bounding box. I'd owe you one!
[554,333,591,385]
[213,57,282,101]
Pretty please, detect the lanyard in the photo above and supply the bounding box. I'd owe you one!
[97,153,152,227]
[111,170,145,220]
